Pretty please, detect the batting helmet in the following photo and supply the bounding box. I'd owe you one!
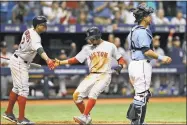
[85,27,102,41]
[32,16,47,28]
[130,5,154,23]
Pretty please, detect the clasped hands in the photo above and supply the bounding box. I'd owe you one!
[46,58,62,70]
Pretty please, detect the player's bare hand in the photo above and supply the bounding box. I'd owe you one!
[46,58,55,70]
[162,56,172,64]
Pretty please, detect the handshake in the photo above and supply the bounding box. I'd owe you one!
[45,58,62,70]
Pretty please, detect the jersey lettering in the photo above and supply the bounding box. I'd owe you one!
[25,30,31,43]
[89,51,109,72]
[19,30,31,49]
[89,51,108,60]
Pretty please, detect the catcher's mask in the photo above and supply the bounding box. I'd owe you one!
[130,5,154,23]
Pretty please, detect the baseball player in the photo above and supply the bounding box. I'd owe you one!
[2,16,55,124]
[126,5,172,125]
[55,27,127,124]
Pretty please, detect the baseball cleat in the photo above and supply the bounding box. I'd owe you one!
[17,117,34,125]
[87,115,92,124]
[2,113,17,123]
[73,114,92,125]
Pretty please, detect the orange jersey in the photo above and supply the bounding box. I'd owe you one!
[75,41,122,73]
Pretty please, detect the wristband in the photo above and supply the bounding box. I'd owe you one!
[158,55,164,61]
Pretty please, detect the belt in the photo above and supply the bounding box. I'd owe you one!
[132,59,150,63]
[137,90,149,94]
[14,54,28,64]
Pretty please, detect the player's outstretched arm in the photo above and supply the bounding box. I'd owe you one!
[37,47,55,70]
[144,49,172,64]
[54,57,80,67]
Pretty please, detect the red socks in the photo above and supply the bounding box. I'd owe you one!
[75,101,85,114]
[83,98,96,116]
[5,91,18,114]
[5,91,27,121]
[18,95,27,120]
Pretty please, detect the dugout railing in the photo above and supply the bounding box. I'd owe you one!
[0,65,186,100]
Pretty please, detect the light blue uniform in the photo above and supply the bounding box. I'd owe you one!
[126,6,155,125]
[127,25,153,60]
[127,25,153,125]
[127,25,153,94]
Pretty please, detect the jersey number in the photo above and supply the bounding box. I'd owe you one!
[19,30,31,48]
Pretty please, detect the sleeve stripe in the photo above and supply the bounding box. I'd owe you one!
[68,57,80,64]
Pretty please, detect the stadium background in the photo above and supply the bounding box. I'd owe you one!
[0,1,186,124]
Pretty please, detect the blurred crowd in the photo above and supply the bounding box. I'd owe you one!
[1,27,186,98]
[0,1,186,25]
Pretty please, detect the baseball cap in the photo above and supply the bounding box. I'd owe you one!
[0,41,7,48]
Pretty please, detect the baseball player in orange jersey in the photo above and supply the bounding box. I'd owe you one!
[55,27,127,124]
[2,16,55,124]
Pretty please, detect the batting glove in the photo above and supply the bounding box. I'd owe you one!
[114,64,123,75]
[46,58,55,70]
[54,58,61,67]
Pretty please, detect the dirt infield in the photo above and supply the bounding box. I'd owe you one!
[1,97,186,124]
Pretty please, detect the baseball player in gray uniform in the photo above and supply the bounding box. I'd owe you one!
[126,5,172,125]
[55,27,127,124]
[2,16,55,124]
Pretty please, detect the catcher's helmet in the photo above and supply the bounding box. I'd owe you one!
[130,5,154,23]
[32,16,47,28]
[85,27,101,40]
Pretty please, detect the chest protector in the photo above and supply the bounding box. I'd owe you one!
[130,26,153,52]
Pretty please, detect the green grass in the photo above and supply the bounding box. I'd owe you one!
[1,102,186,123]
